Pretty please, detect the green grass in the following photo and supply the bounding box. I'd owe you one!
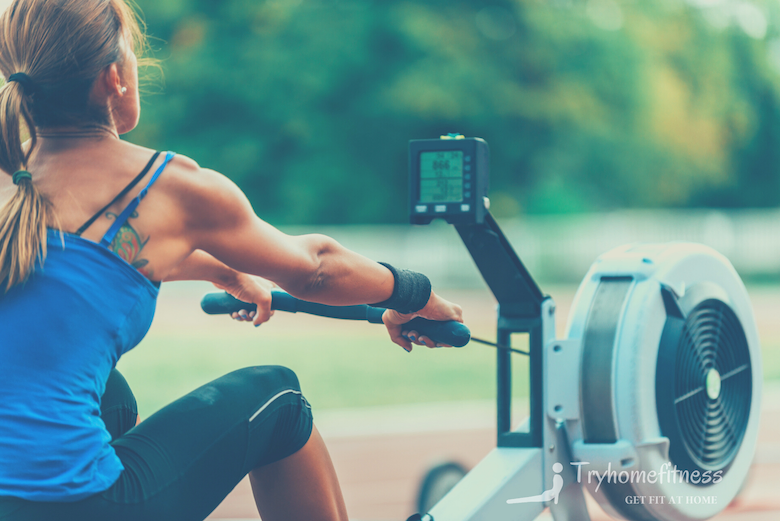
[116,327,515,416]
[759,339,780,381]
[117,325,780,418]
[117,283,780,418]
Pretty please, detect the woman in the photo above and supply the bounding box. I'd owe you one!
[0,1,462,520]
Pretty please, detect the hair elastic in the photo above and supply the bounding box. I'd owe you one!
[12,171,32,185]
[8,73,35,93]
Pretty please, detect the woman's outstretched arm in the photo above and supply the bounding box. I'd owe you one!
[169,157,388,304]
[164,155,463,349]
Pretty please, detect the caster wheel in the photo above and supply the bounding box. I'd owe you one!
[416,461,468,513]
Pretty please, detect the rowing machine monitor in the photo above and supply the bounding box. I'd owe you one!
[409,135,490,225]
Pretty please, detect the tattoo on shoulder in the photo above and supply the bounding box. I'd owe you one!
[106,210,153,277]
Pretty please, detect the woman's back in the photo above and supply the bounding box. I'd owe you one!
[0,133,192,498]
[0,143,184,501]
[0,230,158,500]
[0,139,194,282]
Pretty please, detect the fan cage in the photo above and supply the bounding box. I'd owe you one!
[659,298,752,479]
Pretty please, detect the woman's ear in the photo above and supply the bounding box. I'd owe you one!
[94,62,123,98]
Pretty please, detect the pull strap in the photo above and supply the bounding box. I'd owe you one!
[100,151,175,248]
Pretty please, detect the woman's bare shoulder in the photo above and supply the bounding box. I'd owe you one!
[154,151,250,220]
[159,152,240,195]
[165,151,200,172]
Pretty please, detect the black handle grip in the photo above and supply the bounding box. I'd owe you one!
[401,316,471,348]
[200,291,470,347]
[201,292,259,315]
[201,291,375,320]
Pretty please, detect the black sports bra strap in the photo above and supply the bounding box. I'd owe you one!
[75,151,162,237]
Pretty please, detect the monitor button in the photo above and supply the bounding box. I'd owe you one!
[461,204,470,212]
[415,205,428,213]
[434,205,447,213]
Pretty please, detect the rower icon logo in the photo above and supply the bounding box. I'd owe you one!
[507,462,564,505]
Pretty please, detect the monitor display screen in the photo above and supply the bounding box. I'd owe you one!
[419,151,464,203]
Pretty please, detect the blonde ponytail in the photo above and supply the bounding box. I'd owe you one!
[0,0,150,291]
[0,175,54,292]
[0,78,52,291]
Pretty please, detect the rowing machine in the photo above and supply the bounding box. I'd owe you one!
[406,135,760,521]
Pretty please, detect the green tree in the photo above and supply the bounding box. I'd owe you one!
[128,0,780,224]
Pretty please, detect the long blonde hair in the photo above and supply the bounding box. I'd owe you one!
[0,0,150,291]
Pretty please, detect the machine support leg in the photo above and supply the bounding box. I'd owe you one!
[549,421,591,521]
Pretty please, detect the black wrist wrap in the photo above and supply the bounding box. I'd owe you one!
[370,262,432,314]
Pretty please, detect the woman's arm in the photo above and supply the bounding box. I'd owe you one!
[165,156,462,349]
[170,158,395,305]
[164,249,275,326]
[164,249,239,286]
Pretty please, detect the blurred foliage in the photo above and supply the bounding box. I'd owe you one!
[127,0,780,224]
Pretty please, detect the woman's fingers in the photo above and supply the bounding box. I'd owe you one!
[401,330,452,348]
[232,309,254,321]
[220,273,276,326]
[383,309,414,352]
[384,308,458,351]
[252,307,274,327]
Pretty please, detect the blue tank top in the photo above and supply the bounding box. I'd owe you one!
[0,152,174,501]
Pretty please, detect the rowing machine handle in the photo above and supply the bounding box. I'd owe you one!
[200,290,470,348]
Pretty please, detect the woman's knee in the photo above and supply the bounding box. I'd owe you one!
[232,366,313,467]
[233,365,302,393]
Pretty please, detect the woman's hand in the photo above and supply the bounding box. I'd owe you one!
[382,291,463,352]
[213,273,276,327]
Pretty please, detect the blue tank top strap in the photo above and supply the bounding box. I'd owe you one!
[100,151,175,248]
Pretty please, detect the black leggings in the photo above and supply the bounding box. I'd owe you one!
[0,366,313,521]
